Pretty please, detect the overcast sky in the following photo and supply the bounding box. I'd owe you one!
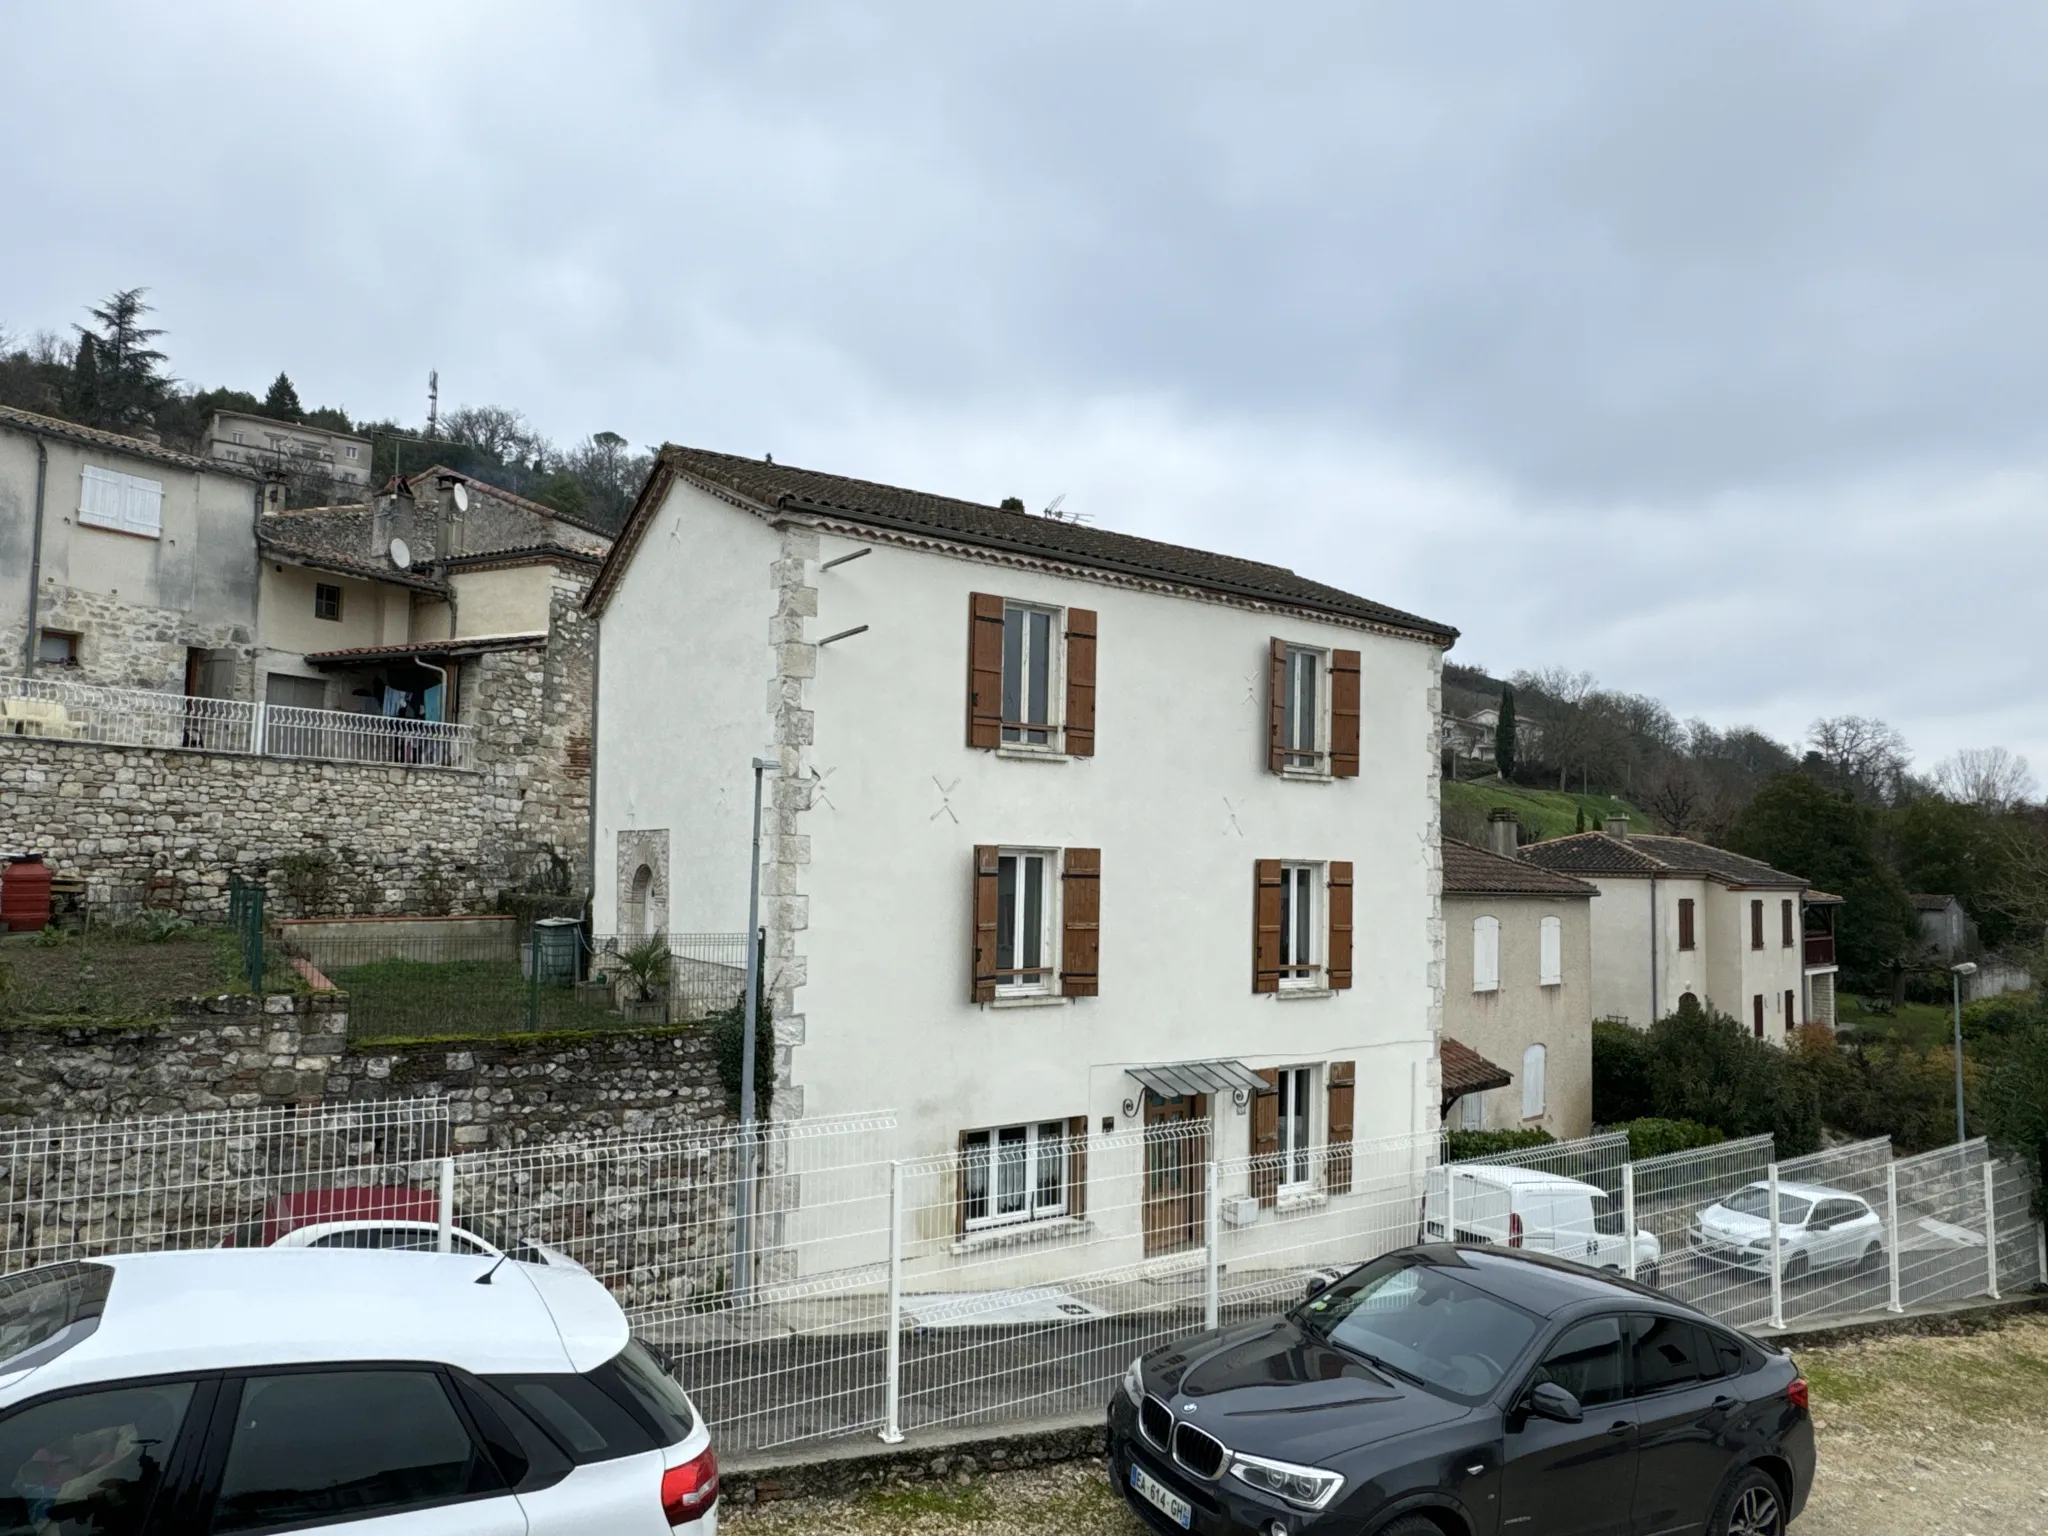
[5,4,2044,774]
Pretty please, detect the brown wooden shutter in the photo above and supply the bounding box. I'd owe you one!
[1067,1115,1089,1218]
[1267,638,1288,773]
[1330,650,1361,777]
[1253,859,1284,993]
[1252,1069,1281,1207]
[1064,608,1096,757]
[1751,900,1764,949]
[1781,899,1794,948]
[1327,861,1354,990]
[972,845,1001,1003]
[967,593,1005,749]
[1785,989,1797,1029]
[1678,899,1695,951]
[1061,848,1100,997]
[1326,1060,1356,1195]
[1752,995,1765,1037]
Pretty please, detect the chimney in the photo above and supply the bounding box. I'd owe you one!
[435,474,467,558]
[1604,814,1631,839]
[261,473,289,516]
[1487,808,1519,860]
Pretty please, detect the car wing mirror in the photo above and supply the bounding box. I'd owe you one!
[1527,1382,1584,1424]
[1302,1275,1329,1301]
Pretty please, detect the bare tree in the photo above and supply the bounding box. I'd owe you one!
[1513,668,1597,789]
[1932,747,2039,813]
[1643,757,1706,834]
[1806,715,1913,804]
[442,404,546,463]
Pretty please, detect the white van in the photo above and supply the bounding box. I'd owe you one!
[1421,1164,1661,1284]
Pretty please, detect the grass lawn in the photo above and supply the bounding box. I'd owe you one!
[1443,778,1656,843]
[330,956,632,1040]
[1835,994,1957,1051]
[0,926,291,1023]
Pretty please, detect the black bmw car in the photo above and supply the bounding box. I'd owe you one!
[1108,1243,1813,1536]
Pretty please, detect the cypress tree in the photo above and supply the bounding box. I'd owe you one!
[1495,686,1519,781]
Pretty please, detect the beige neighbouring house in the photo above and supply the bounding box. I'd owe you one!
[1439,817,1597,1138]
[1518,816,1841,1040]
[203,410,374,492]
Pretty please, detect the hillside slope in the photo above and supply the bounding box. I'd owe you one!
[1442,778,1655,844]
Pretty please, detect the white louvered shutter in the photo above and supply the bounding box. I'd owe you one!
[79,466,164,537]
[1473,916,1500,993]
[1539,916,1562,986]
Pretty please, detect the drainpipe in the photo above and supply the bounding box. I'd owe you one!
[1648,873,1660,1024]
[21,437,48,673]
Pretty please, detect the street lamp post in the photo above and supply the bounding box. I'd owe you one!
[733,755,777,1300]
[1950,961,1978,1144]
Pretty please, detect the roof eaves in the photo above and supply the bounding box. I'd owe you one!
[0,403,263,482]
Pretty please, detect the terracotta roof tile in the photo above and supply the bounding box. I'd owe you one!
[0,402,261,481]
[1520,831,1810,888]
[1441,838,1598,898]
[1441,1038,1514,1102]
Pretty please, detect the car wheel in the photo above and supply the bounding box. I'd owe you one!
[1709,1466,1786,1536]
[1857,1242,1881,1273]
[1783,1253,1809,1283]
[1372,1518,1445,1536]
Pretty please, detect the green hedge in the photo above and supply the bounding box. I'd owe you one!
[1610,1118,1726,1160]
[1444,1128,1556,1162]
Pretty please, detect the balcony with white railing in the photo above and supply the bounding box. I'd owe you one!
[1,675,476,772]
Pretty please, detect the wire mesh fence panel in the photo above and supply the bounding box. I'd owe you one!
[0,1099,451,1270]
[1991,1159,2042,1297]
[1892,1139,1992,1310]
[1423,1133,1634,1275]
[1628,1136,1778,1328]
[454,1114,899,1457]
[1771,1138,1894,1325]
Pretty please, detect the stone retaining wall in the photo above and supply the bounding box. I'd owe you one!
[0,993,726,1146]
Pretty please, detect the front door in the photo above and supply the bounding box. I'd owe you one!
[1143,1093,1208,1256]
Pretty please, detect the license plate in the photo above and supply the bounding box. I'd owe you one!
[1130,1462,1192,1529]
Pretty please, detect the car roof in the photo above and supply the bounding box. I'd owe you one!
[0,1249,629,1401]
[1424,1244,1667,1316]
[1725,1180,1860,1203]
[1450,1164,1605,1195]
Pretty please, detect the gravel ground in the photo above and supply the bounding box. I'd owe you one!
[726,1313,2048,1535]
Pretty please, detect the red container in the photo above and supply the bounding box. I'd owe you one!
[2,855,52,933]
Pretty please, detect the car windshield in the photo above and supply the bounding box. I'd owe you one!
[1721,1187,1813,1225]
[1295,1254,1541,1401]
[0,1262,113,1372]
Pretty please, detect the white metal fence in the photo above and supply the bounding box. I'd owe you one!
[0,674,476,771]
[0,1099,2038,1463]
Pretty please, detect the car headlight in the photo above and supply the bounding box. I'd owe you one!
[1228,1450,1345,1511]
[1121,1356,1145,1407]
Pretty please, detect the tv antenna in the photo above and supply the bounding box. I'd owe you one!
[1041,492,1092,525]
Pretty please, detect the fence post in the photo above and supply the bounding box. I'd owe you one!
[1767,1163,1785,1330]
[1885,1162,1903,1314]
[437,1158,455,1254]
[247,885,265,993]
[1621,1163,1637,1282]
[251,699,267,756]
[1203,1157,1220,1332]
[1984,1163,2001,1302]
[526,925,540,1033]
[879,1159,905,1445]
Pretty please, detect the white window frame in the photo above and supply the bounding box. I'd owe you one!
[1280,644,1332,775]
[346,444,360,460]
[999,601,1065,751]
[1473,915,1501,993]
[995,847,1058,996]
[1538,915,1563,987]
[232,431,245,445]
[1278,861,1322,990]
[961,1120,1068,1230]
[77,465,164,538]
[1522,1043,1547,1120]
[1275,1065,1316,1193]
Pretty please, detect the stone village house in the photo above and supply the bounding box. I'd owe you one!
[584,445,1462,1254]
[1,401,608,914]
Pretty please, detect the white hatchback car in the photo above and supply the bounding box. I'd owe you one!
[1688,1180,1885,1279]
[0,1248,717,1534]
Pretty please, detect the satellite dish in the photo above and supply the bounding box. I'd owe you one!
[451,483,470,513]
[389,538,413,570]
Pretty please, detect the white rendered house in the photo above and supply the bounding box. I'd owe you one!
[1517,818,1841,1040]
[585,449,1458,1258]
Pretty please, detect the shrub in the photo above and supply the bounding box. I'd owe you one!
[1961,990,2043,1042]
[1643,1006,1822,1155]
[1611,1118,1725,1160]
[708,991,775,1119]
[1592,1019,1654,1123]
[1445,1128,1555,1162]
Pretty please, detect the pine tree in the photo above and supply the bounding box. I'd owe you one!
[263,372,303,422]
[73,288,168,429]
[1495,686,1518,781]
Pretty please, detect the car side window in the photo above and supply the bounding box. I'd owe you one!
[0,1380,195,1536]
[1710,1332,1749,1378]
[1529,1315,1626,1408]
[1631,1314,1710,1393]
[1813,1199,1861,1228]
[210,1369,503,1533]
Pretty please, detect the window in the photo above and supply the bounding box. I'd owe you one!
[1677,898,1696,951]
[212,1369,503,1532]
[1279,862,1320,988]
[1538,915,1563,986]
[1630,1314,1711,1394]
[1751,899,1765,949]
[960,1121,1068,1229]
[1752,995,1765,1038]
[1267,639,1361,776]
[996,849,1055,995]
[1472,915,1501,993]
[1275,1067,1314,1191]
[1530,1315,1626,1408]
[1281,646,1324,770]
[77,465,163,537]
[1522,1043,1547,1120]
[1001,603,1059,746]
[346,444,360,460]
[36,630,79,667]
[313,583,343,621]
[0,1379,195,1536]
[232,431,246,444]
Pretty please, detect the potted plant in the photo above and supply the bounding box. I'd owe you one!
[616,937,672,1024]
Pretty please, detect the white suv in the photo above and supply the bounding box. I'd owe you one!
[1688,1180,1885,1279]
[1421,1164,1662,1285]
[0,1248,718,1533]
